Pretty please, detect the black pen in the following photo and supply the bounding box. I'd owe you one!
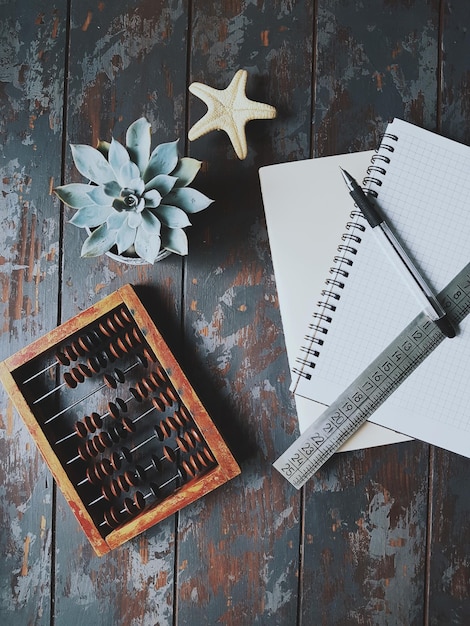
[340,167,456,339]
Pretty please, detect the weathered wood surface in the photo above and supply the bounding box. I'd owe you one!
[1,0,470,624]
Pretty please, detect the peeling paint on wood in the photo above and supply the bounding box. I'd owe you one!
[3,0,470,624]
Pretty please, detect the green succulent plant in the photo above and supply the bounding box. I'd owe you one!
[54,117,213,263]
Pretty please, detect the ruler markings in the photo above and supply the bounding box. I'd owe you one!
[274,263,470,489]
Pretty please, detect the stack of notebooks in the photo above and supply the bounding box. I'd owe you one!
[260,118,470,457]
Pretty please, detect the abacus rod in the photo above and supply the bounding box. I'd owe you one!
[22,360,61,384]
[36,360,137,409]
[55,391,153,446]
[99,471,183,527]
[43,363,140,424]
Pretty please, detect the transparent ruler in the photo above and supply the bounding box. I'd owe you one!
[274,262,470,489]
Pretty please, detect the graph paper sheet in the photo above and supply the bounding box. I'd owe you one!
[293,119,470,458]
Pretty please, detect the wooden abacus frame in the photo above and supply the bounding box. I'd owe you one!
[0,284,240,556]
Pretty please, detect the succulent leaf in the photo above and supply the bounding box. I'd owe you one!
[119,160,141,188]
[162,227,188,255]
[171,157,202,187]
[127,211,142,229]
[144,173,177,196]
[140,209,162,234]
[154,205,192,229]
[143,140,179,183]
[126,118,151,175]
[71,144,115,185]
[108,139,131,183]
[54,183,96,209]
[115,222,136,254]
[165,188,213,214]
[134,227,162,263]
[107,211,127,230]
[69,205,115,228]
[101,181,121,199]
[143,189,162,208]
[81,224,117,257]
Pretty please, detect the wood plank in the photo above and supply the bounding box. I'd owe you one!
[176,1,314,623]
[52,1,190,622]
[428,1,470,622]
[302,1,440,622]
[0,1,67,623]
[313,0,440,156]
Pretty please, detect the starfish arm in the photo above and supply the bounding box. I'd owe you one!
[188,112,222,141]
[188,69,277,159]
[224,120,249,160]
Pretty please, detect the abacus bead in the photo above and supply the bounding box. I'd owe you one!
[190,454,203,473]
[81,416,96,435]
[136,353,149,369]
[103,509,119,529]
[141,376,157,394]
[87,355,102,374]
[98,431,112,448]
[87,412,103,430]
[110,507,122,525]
[181,459,197,478]
[151,397,165,412]
[121,308,132,322]
[77,333,95,353]
[134,381,149,398]
[55,351,70,366]
[166,416,180,432]
[108,402,121,419]
[90,436,105,455]
[120,416,135,433]
[187,428,202,445]
[175,435,191,453]
[97,458,113,479]
[133,491,146,511]
[159,420,172,439]
[115,473,130,493]
[163,446,177,463]
[172,411,187,428]
[123,497,136,515]
[64,344,78,361]
[85,465,102,485]
[108,341,125,360]
[108,451,122,471]
[74,421,88,438]
[159,391,174,407]
[153,424,166,442]
[103,479,120,500]
[63,371,79,388]
[165,386,178,403]
[115,336,130,355]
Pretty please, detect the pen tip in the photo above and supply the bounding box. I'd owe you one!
[435,316,457,339]
[339,167,352,186]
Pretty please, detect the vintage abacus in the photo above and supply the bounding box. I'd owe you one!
[0,284,240,555]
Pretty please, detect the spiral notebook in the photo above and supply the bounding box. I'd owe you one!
[289,119,470,458]
[260,150,410,450]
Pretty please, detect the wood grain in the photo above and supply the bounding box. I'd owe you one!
[0,2,67,623]
[2,0,470,623]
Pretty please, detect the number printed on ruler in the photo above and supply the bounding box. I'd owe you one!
[274,263,470,489]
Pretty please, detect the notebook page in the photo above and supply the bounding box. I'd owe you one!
[295,119,470,458]
[260,152,409,450]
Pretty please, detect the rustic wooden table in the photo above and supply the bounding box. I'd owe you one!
[2,1,470,624]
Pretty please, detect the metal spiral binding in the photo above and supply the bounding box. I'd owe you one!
[293,133,399,380]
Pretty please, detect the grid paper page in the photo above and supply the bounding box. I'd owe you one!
[295,119,470,458]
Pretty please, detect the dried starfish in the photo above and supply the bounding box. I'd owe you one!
[188,69,277,160]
